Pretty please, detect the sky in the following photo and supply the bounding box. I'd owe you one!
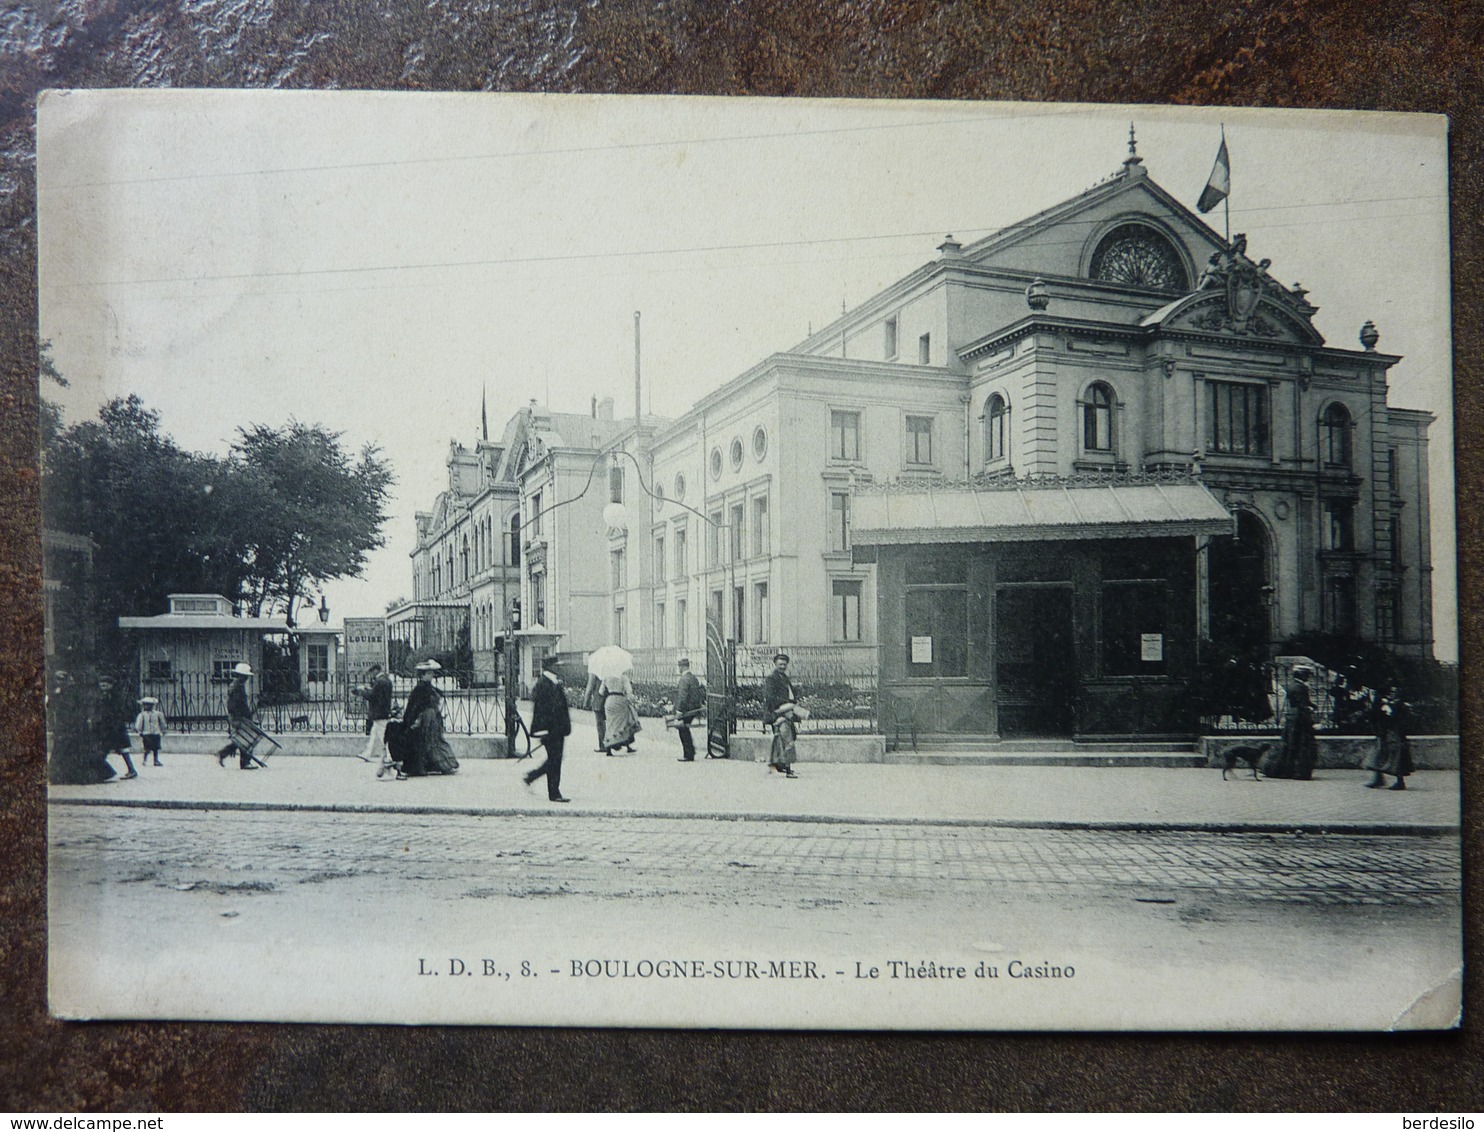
[36,93,1456,660]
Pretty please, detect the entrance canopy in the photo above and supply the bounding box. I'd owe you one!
[852,480,1233,546]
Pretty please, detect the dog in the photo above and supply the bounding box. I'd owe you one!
[1218,743,1269,781]
[289,714,312,731]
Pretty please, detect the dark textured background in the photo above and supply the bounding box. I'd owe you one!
[1,0,1479,1113]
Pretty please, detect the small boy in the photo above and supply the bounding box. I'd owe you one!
[134,696,167,767]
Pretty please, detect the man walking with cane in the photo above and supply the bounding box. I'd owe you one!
[523,656,571,803]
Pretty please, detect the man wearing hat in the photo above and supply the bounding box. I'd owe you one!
[524,655,572,802]
[133,695,167,767]
[762,652,802,778]
[673,657,705,762]
[354,662,395,772]
[216,662,260,770]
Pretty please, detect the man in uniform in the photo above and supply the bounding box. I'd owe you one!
[673,657,705,762]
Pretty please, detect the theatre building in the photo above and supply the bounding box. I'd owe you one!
[830,140,1433,739]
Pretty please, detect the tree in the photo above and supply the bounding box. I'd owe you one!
[42,394,247,663]
[231,421,394,626]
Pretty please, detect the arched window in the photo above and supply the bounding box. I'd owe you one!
[984,394,1008,463]
[1083,383,1114,451]
[1322,403,1352,467]
[461,536,470,582]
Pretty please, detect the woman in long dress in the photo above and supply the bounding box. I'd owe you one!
[1260,665,1319,780]
[394,661,459,777]
[1363,686,1413,790]
[601,672,641,755]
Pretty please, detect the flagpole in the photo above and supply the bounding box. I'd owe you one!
[1222,125,1230,244]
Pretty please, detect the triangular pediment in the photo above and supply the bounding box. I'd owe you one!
[962,168,1229,294]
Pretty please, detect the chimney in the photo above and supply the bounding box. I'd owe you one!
[597,397,614,421]
[591,395,597,419]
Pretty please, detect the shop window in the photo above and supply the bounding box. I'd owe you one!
[905,587,968,678]
[1209,380,1269,456]
[830,410,861,461]
[831,580,862,642]
[1100,581,1167,676]
[1083,383,1114,451]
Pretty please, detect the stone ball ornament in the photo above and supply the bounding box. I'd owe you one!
[1026,279,1050,311]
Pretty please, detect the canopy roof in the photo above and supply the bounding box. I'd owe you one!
[852,480,1233,545]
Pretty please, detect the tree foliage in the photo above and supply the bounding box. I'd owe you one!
[42,392,394,663]
[230,421,394,625]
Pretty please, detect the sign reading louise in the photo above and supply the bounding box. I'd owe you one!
[344,617,388,675]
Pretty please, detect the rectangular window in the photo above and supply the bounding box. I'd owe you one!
[1101,581,1167,676]
[832,579,863,642]
[1208,381,1270,456]
[530,490,543,536]
[1389,515,1403,565]
[609,463,624,504]
[1324,576,1356,635]
[674,526,688,579]
[1388,448,1400,492]
[752,495,769,557]
[613,606,625,648]
[212,658,237,684]
[611,548,627,589]
[730,503,745,561]
[732,585,745,644]
[709,589,724,633]
[753,582,769,644]
[1325,500,1355,552]
[655,602,666,648]
[307,643,330,684]
[708,511,722,566]
[829,492,851,553]
[885,315,899,359]
[830,410,861,461]
[654,533,666,585]
[906,415,935,465]
[676,599,687,648]
[918,332,931,365]
[146,659,173,681]
[533,574,547,625]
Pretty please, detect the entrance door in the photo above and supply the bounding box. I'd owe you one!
[996,585,1076,736]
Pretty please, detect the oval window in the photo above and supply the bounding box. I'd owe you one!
[753,425,768,460]
[674,472,686,502]
[710,448,722,480]
[730,437,744,470]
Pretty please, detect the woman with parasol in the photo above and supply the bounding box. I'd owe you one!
[588,645,640,755]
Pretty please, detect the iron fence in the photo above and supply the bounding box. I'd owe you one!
[137,671,513,736]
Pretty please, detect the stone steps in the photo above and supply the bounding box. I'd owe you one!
[884,737,1204,767]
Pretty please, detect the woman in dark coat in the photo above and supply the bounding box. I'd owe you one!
[394,660,459,777]
[1363,686,1413,790]
[1261,665,1319,780]
[48,668,115,785]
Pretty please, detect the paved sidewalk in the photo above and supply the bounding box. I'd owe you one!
[50,713,1459,834]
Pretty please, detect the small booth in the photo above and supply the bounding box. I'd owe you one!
[851,479,1234,740]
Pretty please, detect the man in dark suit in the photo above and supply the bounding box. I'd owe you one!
[673,657,705,761]
[524,656,571,802]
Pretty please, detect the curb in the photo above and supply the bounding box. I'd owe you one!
[45,795,1459,837]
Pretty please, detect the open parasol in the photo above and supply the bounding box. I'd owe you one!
[586,645,634,684]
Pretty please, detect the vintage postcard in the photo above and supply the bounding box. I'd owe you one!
[39,92,1459,1029]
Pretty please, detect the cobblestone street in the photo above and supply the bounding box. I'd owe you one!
[51,805,1461,909]
[49,803,1462,1030]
